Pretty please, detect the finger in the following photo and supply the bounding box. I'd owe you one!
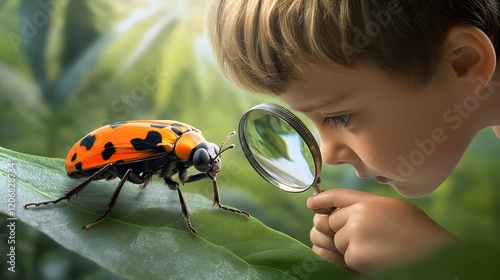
[307,188,378,211]
[313,214,335,236]
[328,207,350,233]
[333,227,349,255]
[310,227,337,251]
[311,207,334,215]
[313,246,364,276]
[312,245,349,269]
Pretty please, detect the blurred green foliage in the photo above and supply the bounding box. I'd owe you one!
[1,0,499,279]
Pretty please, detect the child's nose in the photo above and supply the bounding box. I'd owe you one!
[320,139,357,166]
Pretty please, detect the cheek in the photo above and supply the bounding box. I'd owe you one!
[347,109,424,167]
[368,125,471,197]
[352,112,449,180]
[352,131,405,173]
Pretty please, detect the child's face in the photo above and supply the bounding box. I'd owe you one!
[280,64,474,198]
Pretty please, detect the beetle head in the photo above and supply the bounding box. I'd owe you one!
[192,131,235,180]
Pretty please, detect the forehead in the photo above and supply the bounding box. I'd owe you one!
[282,64,361,111]
[282,63,411,112]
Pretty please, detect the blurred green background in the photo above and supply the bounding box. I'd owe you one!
[1,0,499,279]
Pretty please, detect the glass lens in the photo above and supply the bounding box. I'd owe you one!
[240,109,315,192]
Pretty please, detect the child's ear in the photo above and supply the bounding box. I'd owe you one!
[443,26,496,93]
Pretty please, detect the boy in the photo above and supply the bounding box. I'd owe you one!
[206,0,500,276]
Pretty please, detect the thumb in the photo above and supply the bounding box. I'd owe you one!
[307,188,379,213]
[307,197,334,214]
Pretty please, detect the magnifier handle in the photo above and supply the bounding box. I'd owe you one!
[328,207,339,213]
[312,178,324,194]
[311,179,338,214]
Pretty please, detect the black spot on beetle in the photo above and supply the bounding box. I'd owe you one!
[171,123,183,127]
[171,127,182,135]
[110,121,127,128]
[102,142,116,160]
[71,153,77,162]
[80,134,96,150]
[151,123,167,129]
[131,131,162,151]
[75,162,83,170]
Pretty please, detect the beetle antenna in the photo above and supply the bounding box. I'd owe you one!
[218,144,235,157]
[216,131,236,158]
[219,131,236,150]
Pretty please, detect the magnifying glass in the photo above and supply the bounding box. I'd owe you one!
[238,103,324,194]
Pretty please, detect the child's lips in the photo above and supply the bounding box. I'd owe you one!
[356,172,390,184]
[375,176,389,183]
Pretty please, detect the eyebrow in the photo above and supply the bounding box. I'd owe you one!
[292,93,352,113]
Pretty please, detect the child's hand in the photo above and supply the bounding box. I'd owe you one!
[307,188,455,275]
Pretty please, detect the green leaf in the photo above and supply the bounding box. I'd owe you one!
[0,147,351,279]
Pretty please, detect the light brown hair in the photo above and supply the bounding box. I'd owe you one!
[206,0,500,94]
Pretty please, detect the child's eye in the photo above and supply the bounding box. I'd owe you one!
[323,114,351,128]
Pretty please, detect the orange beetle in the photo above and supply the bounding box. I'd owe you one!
[24,120,249,236]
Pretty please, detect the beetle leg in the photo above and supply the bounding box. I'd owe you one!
[138,181,149,189]
[127,171,143,184]
[24,163,114,209]
[173,184,198,237]
[83,168,132,230]
[163,177,197,236]
[183,172,208,183]
[164,177,179,190]
[211,179,250,218]
[179,168,189,184]
[138,172,153,189]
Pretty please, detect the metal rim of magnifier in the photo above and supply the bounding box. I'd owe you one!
[238,103,322,193]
